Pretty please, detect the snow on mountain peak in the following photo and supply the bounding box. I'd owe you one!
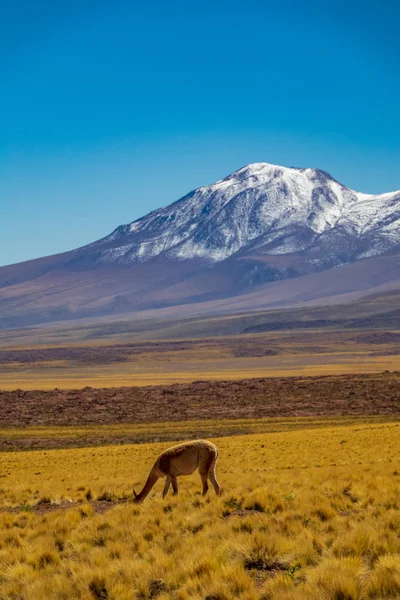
[230,162,285,176]
[97,163,400,267]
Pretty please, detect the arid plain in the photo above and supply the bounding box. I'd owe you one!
[1,296,400,599]
[1,327,400,392]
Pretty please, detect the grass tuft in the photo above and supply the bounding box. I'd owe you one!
[89,575,108,600]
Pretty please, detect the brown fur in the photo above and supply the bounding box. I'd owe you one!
[133,439,220,503]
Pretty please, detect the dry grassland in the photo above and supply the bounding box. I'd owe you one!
[1,329,400,390]
[0,416,397,452]
[3,357,400,391]
[0,421,399,599]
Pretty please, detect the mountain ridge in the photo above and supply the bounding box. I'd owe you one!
[1,162,400,328]
[90,161,400,267]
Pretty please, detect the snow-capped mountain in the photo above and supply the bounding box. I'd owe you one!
[1,162,400,328]
[93,162,400,267]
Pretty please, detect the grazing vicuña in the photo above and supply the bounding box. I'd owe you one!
[133,439,220,503]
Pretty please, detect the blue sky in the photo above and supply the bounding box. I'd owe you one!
[1,0,399,266]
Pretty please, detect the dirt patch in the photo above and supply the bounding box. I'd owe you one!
[223,509,262,519]
[1,498,129,515]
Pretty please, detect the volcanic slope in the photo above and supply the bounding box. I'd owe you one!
[1,162,400,327]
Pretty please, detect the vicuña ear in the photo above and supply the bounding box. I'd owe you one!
[133,489,138,499]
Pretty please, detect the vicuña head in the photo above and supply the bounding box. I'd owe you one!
[132,439,221,503]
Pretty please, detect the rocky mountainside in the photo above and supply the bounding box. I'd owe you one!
[1,163,400,327]
[92,162,400,268]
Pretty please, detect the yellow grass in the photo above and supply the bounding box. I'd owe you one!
[0,416,398,451]
[0,420,399,598]
[1,354,400,390]
[0,415,398,450]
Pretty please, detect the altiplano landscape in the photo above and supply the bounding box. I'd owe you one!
[1,207,400,597]
[2,4,400,596]
[1,185,400,598]
[1,302,399,599]
[0,348,399,599]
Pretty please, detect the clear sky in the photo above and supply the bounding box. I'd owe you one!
[1,0,399,266]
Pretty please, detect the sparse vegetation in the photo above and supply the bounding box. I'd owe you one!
[0,420,399,598]
[0,373,399,439]
[1,325,400,390]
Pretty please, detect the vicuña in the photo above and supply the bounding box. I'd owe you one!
[133,439,221,503]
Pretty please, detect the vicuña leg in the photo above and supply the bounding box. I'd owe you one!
[199,470,209,496]
[171,476,178,495]
[163,477,171,499]
[209,466,220,496]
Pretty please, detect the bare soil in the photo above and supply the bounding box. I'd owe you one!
[1,373,399,429]
[0,499,129,515]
